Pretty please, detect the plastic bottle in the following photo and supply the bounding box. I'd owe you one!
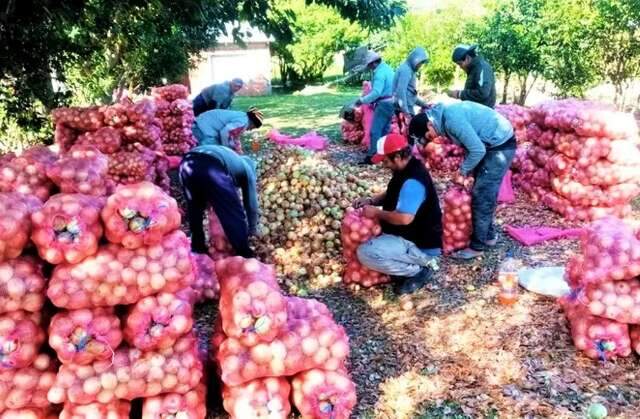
[497,251,519,305]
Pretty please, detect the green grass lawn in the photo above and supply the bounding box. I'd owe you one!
[234,87,360,141]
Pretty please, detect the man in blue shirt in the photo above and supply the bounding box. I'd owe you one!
[355,51,395,165]
[409,102,516,259]
[192,78,244,116]
[179,145,259,258]
[354,133,443,295]
[192,107,263,151]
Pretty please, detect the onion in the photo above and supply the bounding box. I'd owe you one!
[141,384,206,419]
[0,257,45,314]
[291,368,357,419]
[0,193,42,261]
[222,377,291,419]
[0,311,44,369]
[60,400,130,419]
[0,354,56,410]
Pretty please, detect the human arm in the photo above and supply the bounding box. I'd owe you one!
[219,121,246,148]
[353,192,386,208]
[360,69,385,104]
[363,180,425,226]
[393,69,411,115]
[445,115,486,175]
[241,161,259,235]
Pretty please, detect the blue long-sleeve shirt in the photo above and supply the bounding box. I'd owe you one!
[200,81,236,109]
[189,145,259,234]
[361,62,395,104]
[427,102,514,175]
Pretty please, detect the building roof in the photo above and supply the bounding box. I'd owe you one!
[217,22,271,44]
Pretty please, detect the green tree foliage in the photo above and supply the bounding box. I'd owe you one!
[272,0,366,84]
[381,2,484,90]
[469,0,545,104]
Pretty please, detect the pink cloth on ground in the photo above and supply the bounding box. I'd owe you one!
[267,130,328,151]
[498,170,515,203]
[505,225,585,246]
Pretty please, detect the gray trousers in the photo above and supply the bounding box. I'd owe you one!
[357,234,441,277]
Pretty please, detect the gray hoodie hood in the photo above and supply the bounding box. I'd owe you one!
[425,103,445,135]
[407,47,429,71]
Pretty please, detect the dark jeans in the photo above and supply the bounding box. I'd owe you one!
[368,100,394,156]
[179,153,253,257]
[470,143,516,251]
[192,94,217,117]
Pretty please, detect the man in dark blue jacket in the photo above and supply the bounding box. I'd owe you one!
[447,44,496,109]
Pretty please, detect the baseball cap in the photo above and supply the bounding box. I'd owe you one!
[452,44,478,62]
[372,133,409,164]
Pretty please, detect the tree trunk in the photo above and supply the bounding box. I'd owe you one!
[502,72,511,104]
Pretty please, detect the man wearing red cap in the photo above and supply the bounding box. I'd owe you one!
[353,133,443,295]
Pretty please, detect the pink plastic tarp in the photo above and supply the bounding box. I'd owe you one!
[497,170,515,204]
[267,130,328,151]
[505,225,585,246]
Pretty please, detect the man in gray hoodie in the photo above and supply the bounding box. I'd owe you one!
[409,102,516,259]
[393,47,429,118]
[193,78,244,116]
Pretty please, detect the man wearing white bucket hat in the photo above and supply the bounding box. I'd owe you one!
[354,50,395,165]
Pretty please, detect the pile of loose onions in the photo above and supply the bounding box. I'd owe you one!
[340,209,390,288]
[75,127,122,155]
[30,193,105,265]
[101,181,181,249]
[47,148,110,196]
[190,253,220,302]
[60,400,131,419]
[48,308,122,365]
[291,368,357,419]
[0,353,57,411]
[124,292,193,352]
[560,298,631,360]
[442,187,472,254]
[216,301,349,387]
[0,311,44,369]
[217,257,287,347]
[0,256,46,314]
[0,193,42,261]
[207,209,235,260]
[47,230,194,309]
[47,334,202,405]
[222,377,291,419]
[141,384,206,419]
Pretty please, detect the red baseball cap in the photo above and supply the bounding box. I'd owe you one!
[371,133,409,163]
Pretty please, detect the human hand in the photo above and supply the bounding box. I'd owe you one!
[353,196,371,209]
[362,205,379,219]
[446,89,460,99]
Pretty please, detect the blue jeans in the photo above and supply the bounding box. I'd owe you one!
[357,234,440,277]
[368,100,394,156]
[470,147,516,251]
[192,94,217,117]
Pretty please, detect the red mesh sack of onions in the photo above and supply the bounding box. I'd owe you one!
[207,208,235,260]
[124,292,193,352]
[0,353,56,411]
[342,260,390,288]
[47,230,194,309]
[291,368,357,419]
[560,298,631,360]
[0,256,46,314]
[55,124,79,152]
[60,400,131,419]
[222,377,291,419]
[631,325,640,355]
[442,186,472,254]
[51,107,104,132]
[574,217,640,284]
[141,384,206,419]
[30,194,104,265]
[48,308,122,366]
[0,192,42,261]
[421,136,464,172]
[287,296,332,320]
[496,104,531,141]
[217,257,287,347]
[101,181,180,249]
[576,279,640,324]
[151,84,189,102]
[107,145,157,186]
[0,311,44,369]
[48,334,202,405]
[75,127,122,155]
[190,252,219,302]
[47,147,110,196]
[341,120,364,144]
[217,310,349,386]
[0,150,55,201]
[0,408,56,419]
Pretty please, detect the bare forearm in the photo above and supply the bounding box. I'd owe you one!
[370,192,386,206]
[375,209,414,225]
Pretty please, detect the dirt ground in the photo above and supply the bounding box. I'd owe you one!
[172,141,640,419]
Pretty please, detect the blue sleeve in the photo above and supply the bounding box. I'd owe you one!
[361,69,384,104]
[395,179,426,215]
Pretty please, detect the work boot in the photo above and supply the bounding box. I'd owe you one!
[394,266,434,295]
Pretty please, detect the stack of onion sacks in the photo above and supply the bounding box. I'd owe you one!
[0,192,42,261]
[0,353,57,412]
[59,400,131,419]
[340,208,390,287]
[442,186,472,254]
[222,377,291,419]
[141,384,206,419]
[0,146,57,201]
[190,252,220,302]
[46,147,111,196]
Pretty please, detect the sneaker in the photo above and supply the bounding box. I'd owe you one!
[358,156,373,165]
[395,267,434,295]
